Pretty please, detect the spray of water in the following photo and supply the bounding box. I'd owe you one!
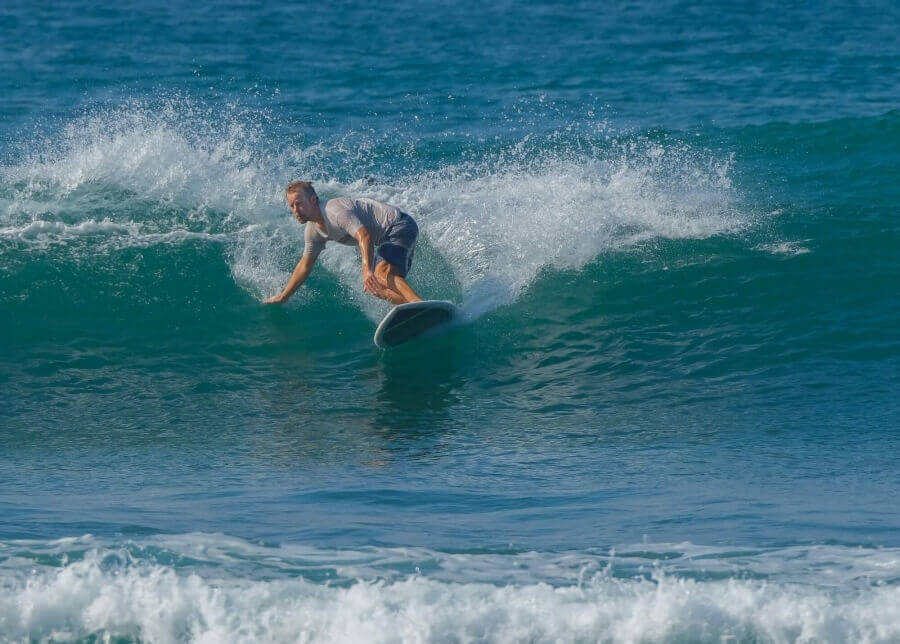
[1,99,744,319]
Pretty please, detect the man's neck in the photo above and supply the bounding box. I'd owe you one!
[310,202,326,225]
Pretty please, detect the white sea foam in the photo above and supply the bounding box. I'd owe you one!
[757,240,812,256]
[1,536,899,643]
[2,101,747,318]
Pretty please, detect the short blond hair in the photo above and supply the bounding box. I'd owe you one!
[285,180,317,199]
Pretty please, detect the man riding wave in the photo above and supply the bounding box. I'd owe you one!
[265,181,423,306]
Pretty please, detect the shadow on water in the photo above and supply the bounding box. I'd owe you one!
[371,330,470,436]
[240,313,475,468]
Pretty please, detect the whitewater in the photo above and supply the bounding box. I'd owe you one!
[4,536,900,643]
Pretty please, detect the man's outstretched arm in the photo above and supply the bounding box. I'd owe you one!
[265,254,317,304]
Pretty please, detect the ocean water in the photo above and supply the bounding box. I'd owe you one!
[1,1,899,641]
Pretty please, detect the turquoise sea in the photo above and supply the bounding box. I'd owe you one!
[1,1,899,641]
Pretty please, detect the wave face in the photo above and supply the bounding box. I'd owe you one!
[2,105,896,426]
[2,1,899,642]
[3,535,900,644]
[0,101,744,320]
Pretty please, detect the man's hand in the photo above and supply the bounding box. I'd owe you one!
[263,255,316,305]
[363,269,382,296]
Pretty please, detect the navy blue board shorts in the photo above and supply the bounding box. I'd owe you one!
[375,212,418,278]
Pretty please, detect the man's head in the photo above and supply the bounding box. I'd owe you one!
[285,180,319,223]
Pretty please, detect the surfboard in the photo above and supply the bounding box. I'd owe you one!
[373,300,461,348]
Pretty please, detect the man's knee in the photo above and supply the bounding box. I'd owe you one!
[375,260,391,278]
[376,261,400,286]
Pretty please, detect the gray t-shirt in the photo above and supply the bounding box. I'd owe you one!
[303,197,402,258]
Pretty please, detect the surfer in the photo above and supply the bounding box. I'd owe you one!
[265,181,423,306]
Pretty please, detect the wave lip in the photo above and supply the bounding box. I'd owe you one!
[1,99,282,217]
[0,217,243,250]
[0,218,137,239]
[345,137,745,318]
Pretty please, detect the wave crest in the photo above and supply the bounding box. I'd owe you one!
[2,100,748,317]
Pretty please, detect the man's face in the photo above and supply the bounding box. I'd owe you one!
[287,191,315,223]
